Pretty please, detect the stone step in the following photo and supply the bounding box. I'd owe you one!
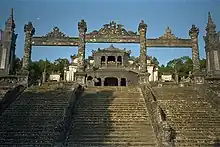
[67,141,156,147]
[68,137,156,142]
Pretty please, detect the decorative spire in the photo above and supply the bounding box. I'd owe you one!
[206,12,216,34]
[5,8,15,30]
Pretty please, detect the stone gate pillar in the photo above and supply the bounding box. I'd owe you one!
[22,22,35,72]
[189,25,204,84]
[189,25,200,73]
[138,20,150,84]
[75,20,87,85]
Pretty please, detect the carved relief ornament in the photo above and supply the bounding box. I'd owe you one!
[87,21,137,36]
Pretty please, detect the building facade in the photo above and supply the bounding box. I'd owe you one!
[65,44,158,86]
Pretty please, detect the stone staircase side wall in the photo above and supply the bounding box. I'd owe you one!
[53,84,84,146]
[195,83,220,110]
[0,85,26,114]
[140,85,175,147]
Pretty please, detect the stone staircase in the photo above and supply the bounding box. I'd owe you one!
[153,86,220,147]
[66,86,157,146]
[0,85,74,146]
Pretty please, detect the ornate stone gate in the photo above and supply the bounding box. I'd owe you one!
[21,19,202,85]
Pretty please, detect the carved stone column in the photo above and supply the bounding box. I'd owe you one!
[138,20,150,84]
[189,25,200,73]
[139,20,147,73]
[22,22,35,71]
[189,25,204,84]
[75,20,87,85]
[77,19,87,71]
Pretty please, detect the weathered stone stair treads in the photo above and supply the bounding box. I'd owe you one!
[153,86,220,147]
[67,86,157,146]
[0,86,73,146]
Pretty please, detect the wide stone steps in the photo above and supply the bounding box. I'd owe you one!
[0,86,72,146]
[67,87,157,146]
[153,87,220,147]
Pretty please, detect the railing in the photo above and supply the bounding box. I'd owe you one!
[140,84,176,147]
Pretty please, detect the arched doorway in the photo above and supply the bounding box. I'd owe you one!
[94,77,101,86]
[120,78,126,86]
[104,77,118,86]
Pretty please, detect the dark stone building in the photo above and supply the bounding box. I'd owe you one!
[0,9,17,75]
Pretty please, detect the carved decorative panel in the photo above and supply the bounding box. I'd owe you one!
[32,37,79,46]
[214,50,220,70]
[86,21,139,43]
[158,27,179,40]
[87,21,138,37]
[44,27,69,39]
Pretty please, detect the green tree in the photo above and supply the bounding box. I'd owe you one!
[200,58,206,70]
[53,58,70,79]
[152,57,159,66]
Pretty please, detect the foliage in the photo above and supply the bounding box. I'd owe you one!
[158,56,206,78]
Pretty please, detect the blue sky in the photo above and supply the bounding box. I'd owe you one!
[0,0,219,65]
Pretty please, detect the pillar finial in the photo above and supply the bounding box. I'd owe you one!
[78,19,87,32]
[24,21,35,36]
[138,20,147,33]
[189,24,199,37]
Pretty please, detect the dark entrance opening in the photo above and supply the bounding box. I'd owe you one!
[87,76,93,86]
[117,56,122,65]
[94,77,101,86]
[104,77,118,86]
[120,78,126,86]
[107,56,116,62]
